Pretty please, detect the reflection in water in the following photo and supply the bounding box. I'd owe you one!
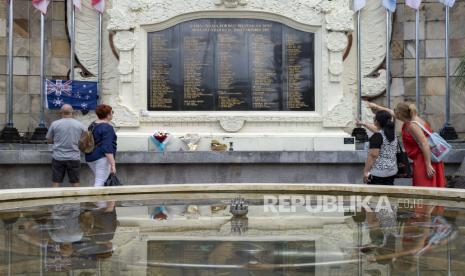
[147,240,316,275]
[364,204,458,275]
[0,196,463,275]
[0,201,117,274]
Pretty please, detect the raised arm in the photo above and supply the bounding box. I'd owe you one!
[356,120,379,133]
[366,102,395,117]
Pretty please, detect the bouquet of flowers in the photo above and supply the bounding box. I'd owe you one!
[150,205,168,220]
[179,134,201,151]
[150,131,172,152]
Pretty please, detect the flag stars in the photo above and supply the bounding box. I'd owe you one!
[52,98,64,107]
[46,80,97,111]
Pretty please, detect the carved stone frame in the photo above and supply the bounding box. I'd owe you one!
[108,0,354,131]
[138,12,322,123]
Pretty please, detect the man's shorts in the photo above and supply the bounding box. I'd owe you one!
[52,159,81,183]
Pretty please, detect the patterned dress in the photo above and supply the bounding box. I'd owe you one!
[370,131,398,177]
[402,122,446,187]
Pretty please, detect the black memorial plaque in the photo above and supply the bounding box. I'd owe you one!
[283,28,315,111]
[148,29,180,110]
[148,19,314,111]
[249,21,283,110]
[180,19,215,110]
[216,24,249,110]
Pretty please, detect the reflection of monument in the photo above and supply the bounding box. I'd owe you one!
[69,0,389,151]
[115,203,352,275]
[230,196,249,234]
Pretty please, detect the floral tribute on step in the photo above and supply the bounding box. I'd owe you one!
[149,131,172,152]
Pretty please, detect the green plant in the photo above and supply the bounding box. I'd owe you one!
[455,55,465,90]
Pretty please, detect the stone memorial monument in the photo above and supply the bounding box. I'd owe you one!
[70,0,388,151]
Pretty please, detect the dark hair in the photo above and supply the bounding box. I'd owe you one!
[95,104,113,120]
[375,110,395,142]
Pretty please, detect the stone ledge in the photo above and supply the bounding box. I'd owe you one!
[0,150,463,164]
[1,184,465,204]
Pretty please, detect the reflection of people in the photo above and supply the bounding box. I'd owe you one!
[1,202,118,272]
[46,104,86,187]
[368,102,446,187]
[46,204,86,269]
[49,204,84,243]
[358,110,398,185]
[15,204,87,272]
[85,104,118,187]
[365,204,398,247]
[366,205,456,273]
[77,201,118,259]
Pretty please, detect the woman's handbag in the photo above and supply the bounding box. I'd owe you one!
[395,140,412,178]
[104,173,122,186]
[412,121,452,163]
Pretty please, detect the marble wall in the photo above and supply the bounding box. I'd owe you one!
[0,0,464,136]
[375,0,465,136]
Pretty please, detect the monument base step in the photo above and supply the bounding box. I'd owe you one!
[116,132,356,152]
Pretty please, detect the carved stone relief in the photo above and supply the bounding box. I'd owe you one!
[344,0,388,99]
[108,0,328,31]
[111,103,140,127]
[219,117,246,132]
[70,1,119,95]
[327,32,348,52]
[113,31,137,51]
[323,95,356,127]
[214,0,248,8]
[327,32,348,82]
[69,2,144,127]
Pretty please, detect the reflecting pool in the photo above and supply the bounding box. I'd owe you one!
[0,192,464,275]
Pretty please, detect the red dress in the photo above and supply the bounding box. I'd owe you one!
[402,122,446,187]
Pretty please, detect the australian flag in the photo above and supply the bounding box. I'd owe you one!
[46,80,98,111]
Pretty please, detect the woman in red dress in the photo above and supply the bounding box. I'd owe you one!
[368,102,446,187]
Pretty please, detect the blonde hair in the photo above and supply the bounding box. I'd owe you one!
[395,102,417,120]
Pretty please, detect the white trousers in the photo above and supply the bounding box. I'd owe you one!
[87,157,111,187]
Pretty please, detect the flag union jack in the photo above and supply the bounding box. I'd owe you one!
[46,80,72,97]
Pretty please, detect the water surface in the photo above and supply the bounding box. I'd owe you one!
[0,193,463,275]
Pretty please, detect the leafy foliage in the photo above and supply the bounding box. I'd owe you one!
[455,55,465,90]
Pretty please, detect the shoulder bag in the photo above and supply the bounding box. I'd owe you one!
[412,121,452,163]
